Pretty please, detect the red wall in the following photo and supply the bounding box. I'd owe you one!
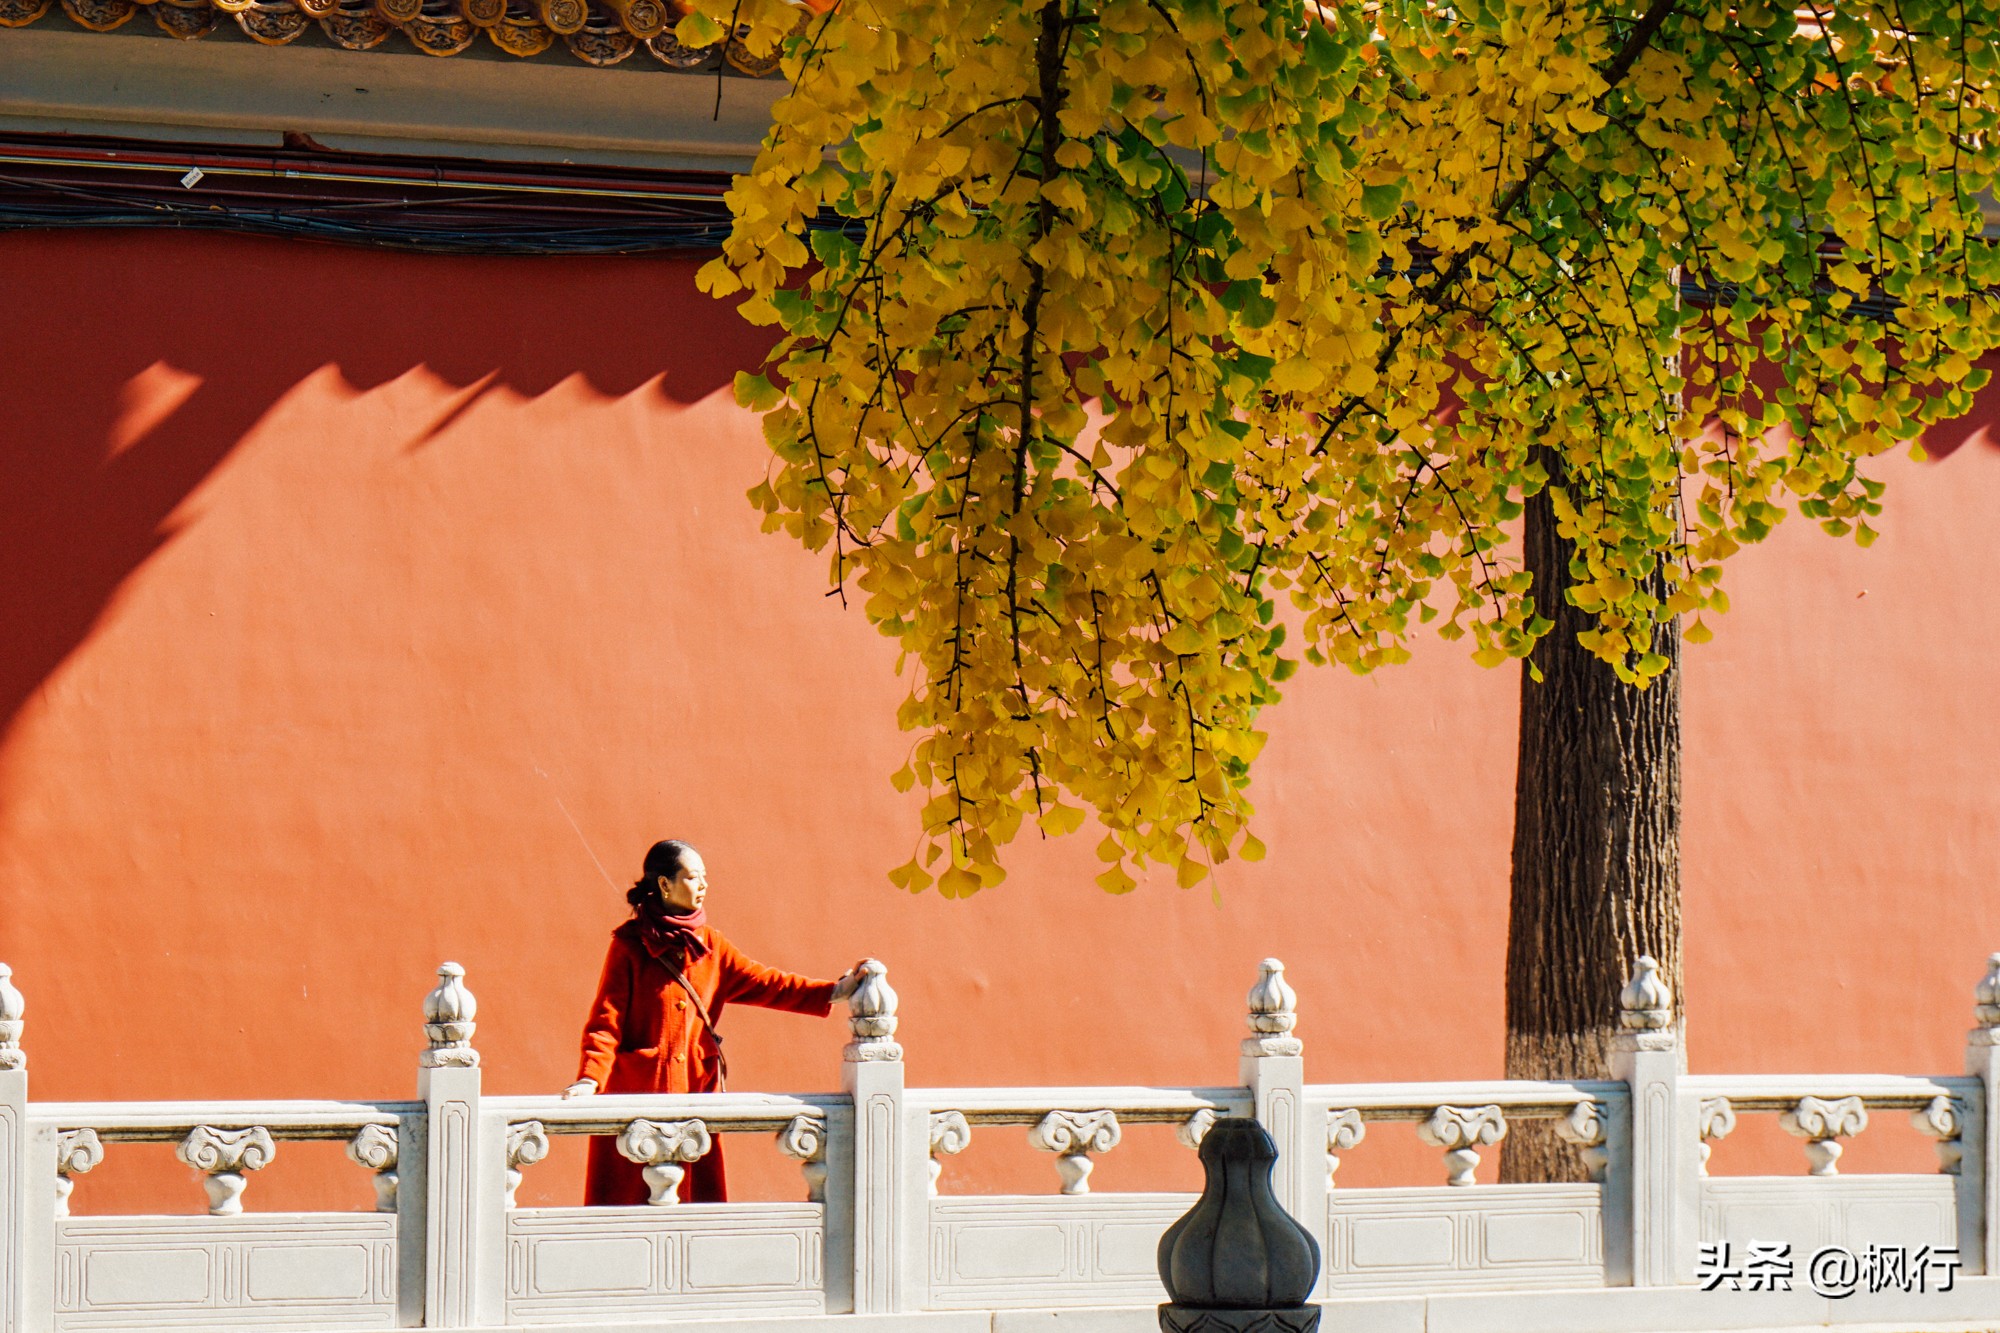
[1,229,1995,1211]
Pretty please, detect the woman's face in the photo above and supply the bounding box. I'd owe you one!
[656,849,707,913]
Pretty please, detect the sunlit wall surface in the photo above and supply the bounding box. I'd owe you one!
[2,230,1995,1210]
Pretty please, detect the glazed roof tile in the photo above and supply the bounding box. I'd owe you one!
[0,0,820,69]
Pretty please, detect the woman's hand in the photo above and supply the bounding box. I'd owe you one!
[831,963,870,1002]
[562,1079,598,1099]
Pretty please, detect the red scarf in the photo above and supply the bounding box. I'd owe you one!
[634,899,711,972]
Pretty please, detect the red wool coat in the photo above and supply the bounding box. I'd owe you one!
[578,919,836,1205]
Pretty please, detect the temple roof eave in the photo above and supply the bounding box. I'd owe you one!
[0,22,782,172]
[0,0,806,72]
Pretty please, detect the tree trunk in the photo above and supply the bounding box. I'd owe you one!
[1500,480,1683,1183]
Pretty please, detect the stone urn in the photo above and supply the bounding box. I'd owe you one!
[1158,1117,1321,1333]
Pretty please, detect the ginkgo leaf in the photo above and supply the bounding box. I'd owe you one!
[1038,803,1086,837]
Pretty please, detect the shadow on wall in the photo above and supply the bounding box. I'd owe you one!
[1923,417,1996,459]
[0,229,773,760]
[8,226,2000,765]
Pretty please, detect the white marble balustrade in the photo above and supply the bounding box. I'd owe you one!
[0,952,1995,1333]
[1679,1070,1983,1292]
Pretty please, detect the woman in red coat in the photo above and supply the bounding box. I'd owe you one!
[564,839,860,1205]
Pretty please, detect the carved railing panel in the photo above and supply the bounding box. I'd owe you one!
[1416,1105,1507,1187]
[1912,1094,1965,1175]
[1027,1109,1120,1196]
[53,1129,102,1219]
[617,1118,711,1206]
[504,1120,550,1209]
[504,1205,826,1324]
[55,1214,398,1330]
[1552,1100,1609,1183]
[775,1113,827,1204]
[1778,1094,1869,1176]
[1324,1183,1606,1294]
[927,1194,1191,1310]
[1697,1096,1736,1176]
[176,1125,276,1216]
[346,1123,399,1212]
[926,1110,969,1196]
[1324,1108,1364,1188]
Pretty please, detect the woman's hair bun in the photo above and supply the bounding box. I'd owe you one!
[628,839,694,906]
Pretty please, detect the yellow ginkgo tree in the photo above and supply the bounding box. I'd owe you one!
[688,0,1999,1174]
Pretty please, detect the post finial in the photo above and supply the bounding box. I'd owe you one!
[844,958,901,1063]
[1243,958,1301,1057]
[422,961,479,1068]
[0,963,23,1072]
[1975,953,2000,1033]
[1618,956,1673,1029]
[1613,955,1676,1053]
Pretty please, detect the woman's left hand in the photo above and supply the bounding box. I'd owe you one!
[831,965,867,1002]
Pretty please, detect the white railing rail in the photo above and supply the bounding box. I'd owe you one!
[0,951,1994,1332]
[486,1092,845,1134]
[1302,1078,1621,1117]
[1680,1075,1980,1172]
[1680,1074,1980,1111]
[909,1086,1250,1123]
[485,1091,848,1210]
[32,1101,415,1140]
[909,1086,1250,1198]
[28,1099,421,1222]
[1303,1080,1627,1194]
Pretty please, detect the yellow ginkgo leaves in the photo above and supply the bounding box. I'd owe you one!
[690,0,2000,895]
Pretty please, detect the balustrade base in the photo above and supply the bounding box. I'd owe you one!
[1159,1306,1320,1333]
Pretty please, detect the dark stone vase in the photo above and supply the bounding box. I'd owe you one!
[1157,1117,1321,1333]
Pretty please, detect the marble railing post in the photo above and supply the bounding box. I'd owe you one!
[1966,953,2000,1276]
[1605,956,1694,1287]
[394,1102,429,1329]
[839,961,920,1314]
[418,962,503,1329]
[1240,960,1312,1228]
[0,967,57,1333]
[0,965,29,1333]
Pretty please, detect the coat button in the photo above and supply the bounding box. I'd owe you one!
[676,1000,687,1011]
[673,1053,685,1063]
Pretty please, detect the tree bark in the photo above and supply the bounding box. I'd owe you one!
[1500,479,1683,1183]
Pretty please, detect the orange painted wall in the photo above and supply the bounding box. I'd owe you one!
[0,228,1995,1213]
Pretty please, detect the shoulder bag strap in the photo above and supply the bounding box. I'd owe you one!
[665,966,728,1092]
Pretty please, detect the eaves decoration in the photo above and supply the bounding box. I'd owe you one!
[0,0,827,67]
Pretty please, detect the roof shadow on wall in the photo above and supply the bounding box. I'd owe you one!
[4,230,1995,773]
[1910,352,2000,461]
[0,230,777,755]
